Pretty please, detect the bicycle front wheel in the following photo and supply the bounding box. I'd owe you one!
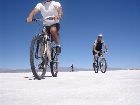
[100,58,107,73]
[30,35,47,80]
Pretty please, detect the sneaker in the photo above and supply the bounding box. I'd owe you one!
[54,71,58,77]
[54,72,58,77]
[93,63,96,67]
[93,62,97,68]
[56,46,61,54]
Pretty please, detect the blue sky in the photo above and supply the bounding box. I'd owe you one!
[0,0,140,69]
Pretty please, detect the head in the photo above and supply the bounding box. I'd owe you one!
[97,34,103,42]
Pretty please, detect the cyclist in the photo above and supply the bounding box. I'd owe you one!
[26,0,62,54]
[92,34,108,66]
[71,64,74,72]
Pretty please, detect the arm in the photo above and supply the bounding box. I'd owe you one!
[93,44,99,53]
[26,8,39,23]
[55,6,63,20]
[93,41,99,53]
[104,43,108,52]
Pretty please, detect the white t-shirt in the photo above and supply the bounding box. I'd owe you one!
[35,1,61,26]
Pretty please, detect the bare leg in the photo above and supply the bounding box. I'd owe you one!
[94,54,97,63]
[50,26,59,45]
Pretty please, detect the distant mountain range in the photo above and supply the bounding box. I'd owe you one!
[0,67,139,73]
[0,68,31,73]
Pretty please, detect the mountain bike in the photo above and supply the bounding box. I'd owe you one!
[93,51,107,73]
[30,17,59,80]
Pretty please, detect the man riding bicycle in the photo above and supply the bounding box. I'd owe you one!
[26,0,62,54]
[92,34,108,66]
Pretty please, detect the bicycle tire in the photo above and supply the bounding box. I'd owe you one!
[93,63,98,73]
[50,48,58,77]
[30,35,47,80]
[100,58,107,73]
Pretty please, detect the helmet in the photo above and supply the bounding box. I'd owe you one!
[98,34,103,37]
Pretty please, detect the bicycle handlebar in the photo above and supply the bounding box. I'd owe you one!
[26,17,55,23]
[32,17,55,22]
[97,51,108,55]
[103,51,108,54]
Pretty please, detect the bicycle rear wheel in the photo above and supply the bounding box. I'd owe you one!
[93,62,99,73]
[30,35,47,80]
[50,48,58,77]
[100,58,107,73]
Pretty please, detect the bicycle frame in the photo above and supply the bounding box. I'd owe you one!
[34,18,55,62]
[42,27,52,62]
[40,27,59,74]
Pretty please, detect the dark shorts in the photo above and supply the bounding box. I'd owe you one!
[44,23,60,32]
[43,23,60,42]
[92,50,102,56]
[51,23,60,31]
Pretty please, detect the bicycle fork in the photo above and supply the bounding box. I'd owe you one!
[43,35,52,62]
